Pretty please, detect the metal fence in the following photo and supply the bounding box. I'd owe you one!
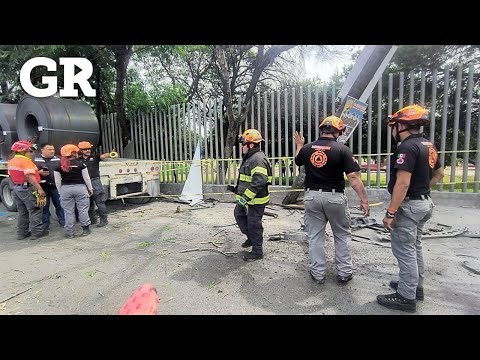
[101,63,480,193]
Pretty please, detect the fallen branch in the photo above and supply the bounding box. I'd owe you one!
[270,202,305,210]
[179,248,237,257]
[264,211,279,218]
[462,261,480,275]
[0,286,33,303]
[351,236,391,248]
[213,223,237,228]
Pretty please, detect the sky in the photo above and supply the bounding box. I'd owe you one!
[303,45,364,82]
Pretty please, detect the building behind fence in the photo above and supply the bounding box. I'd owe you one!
[100,64,480,193]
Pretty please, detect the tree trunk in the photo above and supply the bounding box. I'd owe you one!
[112,45,133,148]
[282,166,305,204]
[95,66,102,145]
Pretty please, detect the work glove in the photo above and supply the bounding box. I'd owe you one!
[226,185,237,193]
[237,196,248,208]
[33,191,47,207]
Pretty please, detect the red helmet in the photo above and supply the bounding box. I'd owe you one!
[388,104,429,126]
[11,140,34,152]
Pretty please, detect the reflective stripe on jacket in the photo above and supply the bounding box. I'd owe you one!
[236,151,272,205]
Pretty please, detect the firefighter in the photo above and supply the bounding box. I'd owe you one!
[377,105,444,313]
[34,143,65,231]
[294,116,369,285]
[77,141,113,227]
[234,129,272,261]
[7,140,48,240]
[54,144,94,238]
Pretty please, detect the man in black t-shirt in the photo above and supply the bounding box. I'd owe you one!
[34,143,65,231]
[294,116,369,285]
[78,141,114,227]
[377,105,444,313]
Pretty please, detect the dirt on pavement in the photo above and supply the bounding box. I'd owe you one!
[0,198,479,315]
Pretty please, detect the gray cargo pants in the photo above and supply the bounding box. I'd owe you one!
[304,190,352,279]
[89,178,108,221]
[12,186,44,237]
[59,184,91,236]
[391,198,434,300]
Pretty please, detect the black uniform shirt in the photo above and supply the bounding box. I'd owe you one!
[35,156,61,185]
[295,137,360,191]
[388,134,441,196]
[83,154,101,178]
[56,159,87,185]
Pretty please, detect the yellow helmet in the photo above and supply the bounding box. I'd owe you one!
[239,128,263,144]
[319,116,346,132]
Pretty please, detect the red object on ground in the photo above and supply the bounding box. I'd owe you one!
[118,283,159,315]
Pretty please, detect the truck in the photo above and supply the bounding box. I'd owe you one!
[0,95,161,212]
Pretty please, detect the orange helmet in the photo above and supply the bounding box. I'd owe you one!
[11,140,34,152]
[388,104,429,126]
[319,116,346,132]
[239,129,263,144]
[78,141,93,150]
[61,144,80,157]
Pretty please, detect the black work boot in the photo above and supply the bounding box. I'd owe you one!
[377,292,416,313]
[310,272,325,285]
[82,226,91,236]
[89,217,98,225]
[389,280,424,301]
[242,251,263,262]
[241,239,252,248]
[31,230,49,240]
[97,218,108,227]
[336,274,353,285]
[17,232,31,240]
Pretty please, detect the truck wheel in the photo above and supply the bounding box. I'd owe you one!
[124,196,153,205]
[0,178,17,212]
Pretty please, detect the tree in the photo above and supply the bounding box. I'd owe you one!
[213,45,296,172]
[109,45,134,147]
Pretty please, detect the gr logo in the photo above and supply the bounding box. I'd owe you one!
[20,57,96,98]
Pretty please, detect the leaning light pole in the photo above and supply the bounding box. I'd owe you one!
[282,45,398,204]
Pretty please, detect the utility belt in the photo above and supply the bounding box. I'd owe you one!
[41,182,56,187]
[405,194,430,201]
[306,188,344,194]
[14,182,32,188]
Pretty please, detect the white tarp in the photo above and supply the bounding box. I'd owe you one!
[178,142,204,206]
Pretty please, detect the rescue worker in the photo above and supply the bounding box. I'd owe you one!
[77,141,113,227]
[377,105,444,313]
[35,143,65,231]
[234,129,272,261]
[294,116,369,284]
[7,140,48,240]
[54,144,94,239]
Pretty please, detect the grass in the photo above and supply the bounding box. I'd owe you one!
[137,241,155,249]
[158,160,479,193]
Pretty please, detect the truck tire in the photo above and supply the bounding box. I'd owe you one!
[0,177,17,212]
[124,196,153,205]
